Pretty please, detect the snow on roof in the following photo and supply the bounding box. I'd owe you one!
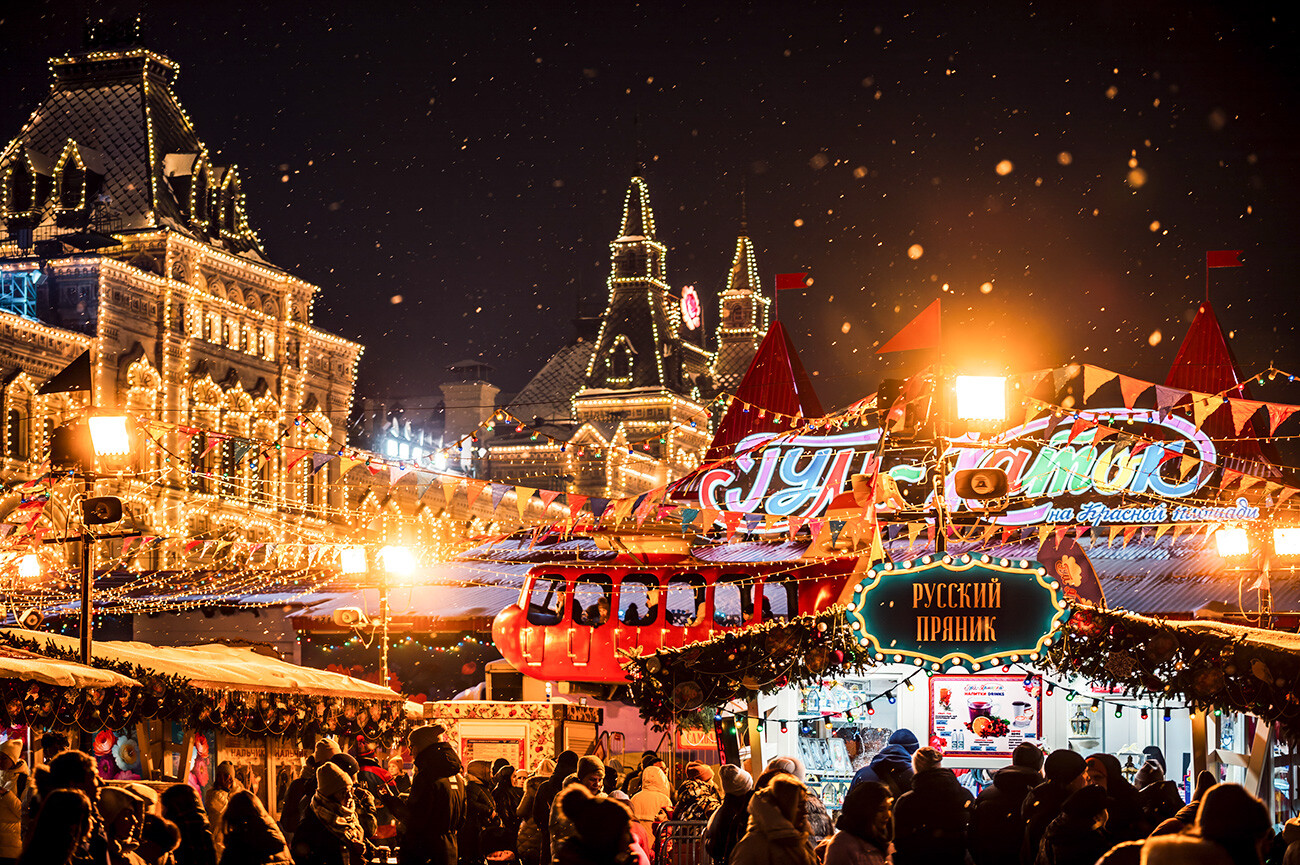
[0,644,138,690]
[2,629,401,702]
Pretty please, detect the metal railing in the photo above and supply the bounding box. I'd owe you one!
[652,820,709,865]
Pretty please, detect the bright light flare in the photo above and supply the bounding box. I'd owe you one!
[340,546,368,575]
[954,376,1007,422]
[379,545,416,578]
[87,416,131,457]
[17,554,41,579]
[1273,528,1300,557]
[1214,527,1250,558]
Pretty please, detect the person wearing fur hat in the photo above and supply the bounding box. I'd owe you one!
[1132,761,1182,827]
[555,785,638,865]
[823,780,893,865]
[1034,784,1110,865]
[329,754,380,842]
[673,762,720,824]
[703,765,753,865]
[968,742,1043,865]
[628,764,673,835]
[137,813,181,865]
[389,725,466,865]
[292,762,366,865]
[891,747,973,865]
[160,783,218,865]
[1020,749,1088,865]
[280,738,340,844]
[728,774,816,865]
[217,790,292,865]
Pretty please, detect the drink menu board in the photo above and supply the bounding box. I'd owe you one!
[929,674,1042,758]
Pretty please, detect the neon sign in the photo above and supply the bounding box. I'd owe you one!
[697,408,1252,527]
[843,553,1068,671]
[680,285,701,330]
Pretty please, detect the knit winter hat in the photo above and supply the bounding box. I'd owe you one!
[577,755,605,780]
[408,725,441,757]
[764,757,797,777]
[912,746,943,774]
[1061,784,1109,819]
[1011,742,1044,772]
[329,753,361,778]
[1133,760,1163,790]
[560,785,632,855]
[316,761,352,799]
[685,761,713,782]
[99,786,144,826]
[1195,783,1270,846]
[313,737,341,765]
[719,765,753,795]
[1043,749,1087,784]
[0,739,22,765]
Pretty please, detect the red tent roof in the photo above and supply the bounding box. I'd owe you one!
[704,321,823,465]
[1165,302,1272,467]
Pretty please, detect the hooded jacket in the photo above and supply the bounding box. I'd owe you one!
[1035,809,1110,865]
[400,741,466,865]
[850,729,919,797]
[1282,817,1300,865]
[968,764,1042,865]
[629,766,673,829]
[1020,779,1076,865]
[891,767,974,865]
[727,788,816,865]
[1086,754,1148,843]
[704,790,752,865]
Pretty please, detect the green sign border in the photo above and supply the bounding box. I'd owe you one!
[845,553,1070,671]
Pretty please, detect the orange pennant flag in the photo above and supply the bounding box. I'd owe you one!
[1191,394,1225,429]
[1117,375,1151,409]
[1083,365,1118,402]
[1229,399,1263,434]
[876,299,941,354]
[464,480,487,511]
[515,487,537,521]
[1268,403,1300,434]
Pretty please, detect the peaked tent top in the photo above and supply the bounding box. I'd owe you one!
[703,321,823,465]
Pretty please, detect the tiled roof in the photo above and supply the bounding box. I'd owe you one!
[506,340,595,423]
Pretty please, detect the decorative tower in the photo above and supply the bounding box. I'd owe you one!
[570,176,712,498]
[711,227,770,392]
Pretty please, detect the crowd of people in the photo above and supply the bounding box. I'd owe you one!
[4,724,1300,865]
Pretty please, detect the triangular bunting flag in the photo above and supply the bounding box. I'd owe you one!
[567,495,588,520]
[1229,399,1263,435]
[1268,403,1300,434]
[1279,486,1299,504]
[465,480,487,510]
[1153,524,1172,544]
[1117,375,1151,409]
[312,453,338,475]
[1121,526,1139,546]
[588,498,611,522]
[538,489,561,510]
[1107,526,1122,547]
[1083,365,1118,402]
[389,464,417,485]
[490,484,510,510]
[1192,395,1225,430]
[285,448,310,470]
[680,508,701,533]
[1050,366,1073,395]
[515,487,537,521]
[442,477,462,508]
[1154,385,1187,418]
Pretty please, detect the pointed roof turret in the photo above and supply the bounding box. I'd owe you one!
[618,176,656,240]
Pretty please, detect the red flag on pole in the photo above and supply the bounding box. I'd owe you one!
[1206,250,1243,268]
[775,273,808,290]
[876,299,941,354]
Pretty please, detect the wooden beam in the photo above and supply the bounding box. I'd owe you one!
[135,721,155,781]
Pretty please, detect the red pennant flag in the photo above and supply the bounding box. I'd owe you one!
[876,299,941,354]
[1229,399,1263,434]
[538,489,561,509]
[1206,250,1243,268]
[775,273,808,290]
[1267,403,1300,434]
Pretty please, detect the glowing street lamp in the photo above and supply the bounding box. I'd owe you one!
[954,375,1008,422]
[87,415,132,457]
[340,545,415,684]
[1214,527,1251,558]
[16,554,41,579]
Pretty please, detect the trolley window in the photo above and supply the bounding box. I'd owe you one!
[760,578,797,621]
[713,573,753,626]
[666,573,707,627]
[620,573,660,626]
[573,574,613,626]
[526,575,566,626]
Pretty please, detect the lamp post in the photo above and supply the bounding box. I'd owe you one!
[1214,525,1299,628]
[341,544,415,685]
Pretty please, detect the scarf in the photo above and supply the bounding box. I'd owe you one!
[311,790,366,847]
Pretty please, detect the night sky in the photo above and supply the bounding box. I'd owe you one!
[3,1,1298,412]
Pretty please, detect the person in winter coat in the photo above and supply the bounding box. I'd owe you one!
[673,762,720,823]
[0,740,30,802]
[822,780,893,865]
[517,775,549,865]
[891,747,973,865]
[159,783,218,865]
[774,755,834,848]
[394,725,467,865]
[0,768,20,864]
[46,748,113,865]
[292,762,367,865]
[534,751,580,865]
[1083,754,1148,843]
[1132,761,1183,827]
[1139,835,1232,864]
[281,738,340,843]
[204,762,241,860]
[549,756,606,864]
[461,759,498,865]
[968,742,1043,865]
[18,788,92,865]
[1034,784,1110,865]
[1020,750,1088,865]
[1282,815,1300,865]
[355,738,398,841]
[703,765,752,865]
[1193,782,1272,865]
[629,765,673,835]
[390,758,412,796]
[99,786,148,865]
[21,731,70,847]
[328,755,379,842]
[492,766,523,855]
[137,814,181,865]
[554,786,639,865]
[609,792,652,864]
[850,729,920,797]
[621,753,663,797]
[217,791,292,865]
[728,775,816,865]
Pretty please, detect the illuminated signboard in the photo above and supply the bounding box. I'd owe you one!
[680,285,701,330]
[843,553,1069,670]
[698,407,1257,529]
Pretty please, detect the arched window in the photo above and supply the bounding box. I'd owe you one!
[4,159,34,215]
[619,574,659,626]
[189,378,222,494]
[666,573,706,627]
[252,398,278,505]
[126,360,162,474]
[760,578,798,621]
[608,336,634,385]
[192,161,209,223]
[5,408,27,461]
[713,573,754,626]
[526,576,566,626]
[56,148,85,210]
[572,574,613,626]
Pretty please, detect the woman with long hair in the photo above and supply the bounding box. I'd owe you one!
[160,783,217,865]
[18,788,92,865]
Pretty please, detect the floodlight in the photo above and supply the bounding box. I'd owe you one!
[1214,527,1250,558]
[954,376,1007,422]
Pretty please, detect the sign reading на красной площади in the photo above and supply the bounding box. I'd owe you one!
[844,554,1069,671]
